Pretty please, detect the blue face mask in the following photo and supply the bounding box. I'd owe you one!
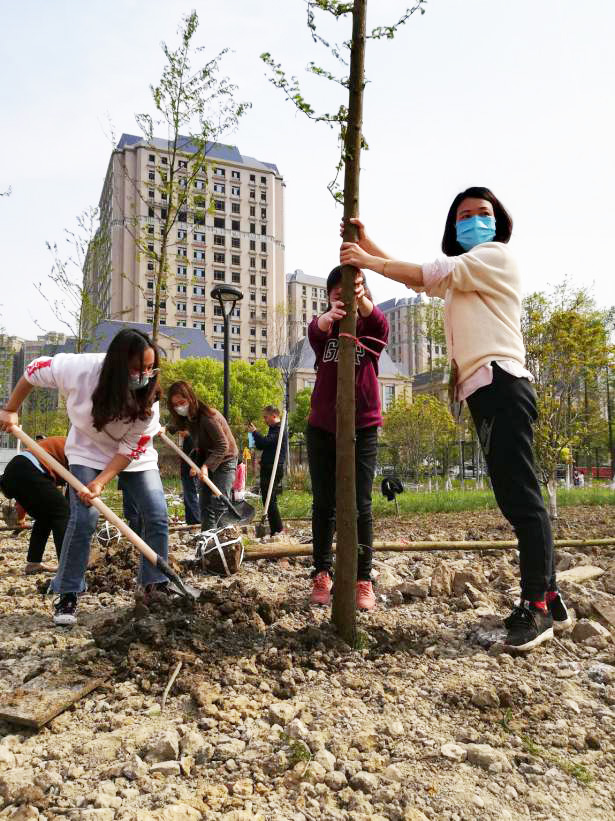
[455,215,496,251]
[129,373,150,391]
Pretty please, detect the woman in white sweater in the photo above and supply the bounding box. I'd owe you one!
[340,186,570,652]
[0,328,169,626]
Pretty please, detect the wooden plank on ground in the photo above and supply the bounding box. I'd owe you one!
[557,565,605,583]
[0,671,105,729]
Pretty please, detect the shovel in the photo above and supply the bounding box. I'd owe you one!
[8,425,202,600]
[255,410,287,538]
[158,430,254,527]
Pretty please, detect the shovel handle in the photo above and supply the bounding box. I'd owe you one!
[158,430,223,498]
[8,425,160,568]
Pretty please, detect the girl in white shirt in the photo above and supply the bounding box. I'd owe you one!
[340,186,570,652]
[0,328,169,626]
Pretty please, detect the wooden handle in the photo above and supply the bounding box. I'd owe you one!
[263,410,287,517]
[8,425,159,567]
[158,430,223,498]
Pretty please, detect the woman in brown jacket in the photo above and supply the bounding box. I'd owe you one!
[166,382,238,530]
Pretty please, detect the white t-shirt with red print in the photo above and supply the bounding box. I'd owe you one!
[24,353,160,472]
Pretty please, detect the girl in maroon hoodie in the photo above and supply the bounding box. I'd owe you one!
[307,266,388,611]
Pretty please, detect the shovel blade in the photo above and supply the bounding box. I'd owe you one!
[218,499,255,527]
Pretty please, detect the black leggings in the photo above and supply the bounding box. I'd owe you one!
[0,456,69,563]
[467,364,555,600]
[307,425,378,581]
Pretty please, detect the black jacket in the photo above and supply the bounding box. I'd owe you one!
[253,423,287,468]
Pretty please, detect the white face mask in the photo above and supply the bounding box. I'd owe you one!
[174,404,190,417]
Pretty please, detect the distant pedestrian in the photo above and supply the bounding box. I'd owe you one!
[248,406,287,536]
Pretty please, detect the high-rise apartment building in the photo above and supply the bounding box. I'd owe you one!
[87,134,285,363]
[377,295,446,377]
[286,270,329,346]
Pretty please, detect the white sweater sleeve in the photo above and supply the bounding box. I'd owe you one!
[437,243,516,297]
[24,354,65,390]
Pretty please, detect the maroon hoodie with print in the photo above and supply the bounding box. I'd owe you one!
[307,306,389,434]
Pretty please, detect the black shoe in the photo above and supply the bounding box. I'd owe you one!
[53,593,78,626]
[503,602,553,652]
[547,591,572,631]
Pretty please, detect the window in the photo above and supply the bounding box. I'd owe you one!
[178,211,187,223]
[261,329,267,337]
[147,262,154,271]
[313,301,317,311]
[260,175,266,184]
[176,302,186,312]
[160,319,166,326]
[260,242,267,253]
[250,345,256,354]
[302,286,307,295]
[159,301,166,309]
[231,325,241,336]
[193,286,205,296]
[214,235,225,247]
[261,293,267,302]
[231,186,240,196]
[213,183,225,194]
[231,344,241,353]
[231,202,240,214]
[250,293,256,302]
[384,385,395,410]
[261,208,267,219]
[214,252,225,264]
[148,189,155,199]
[178,229,187,240]
[232,272,241,283]
[193,231,206,242]
[193,304,205,314]
[249,190,256,199]
[261,347,267,355]
[231,169,240,179]
[260,224,266,235]
[261,276,267,286]
[161,208,167,219]
[231,220,240,231]
[193,212,204,225]
[214,200,225,211]
[320,302,327,312]
[147,299,153,308]
[250,328,256,336]
[177,320,186,327]
[260,192,267,202]
[194,250,205,260]
[302,313,307,323]
[161,156,168,165]
[214,305,223,316]
[249,222,256,234]
[249,240,256,251]
[214,270,225,281]
[178,178,187,188]
[214,167,225,176]
[177,265,187,276]
[250,206,256,217]
[193,322,205,330]
[250,310,256,319]
[231,254,240,266]
[260,259,267,270]
[302,300,307,309]
[177,284,187,293]
[148,171,155,181]
[147,281,154,290]
[148,225,154,234]
[148,153,155,162]
[214,217,225,229]
[178,159,187,169]
[177,247,187,257]
[161,192,167,201]
[231,307,241,318]
[231,237,240,249]
[250,275,256,285]
[194,267,205,278]
[194,179,205,190]
[147,243,154,253]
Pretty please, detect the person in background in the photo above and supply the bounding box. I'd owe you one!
[232,455,247,502]
[0,436,69,574]
[306,266,388,612]
[178,431,201,525]
[340,186,570,651]
[166,381,238,530]
[248,406,288,536]
[0,328,170,626]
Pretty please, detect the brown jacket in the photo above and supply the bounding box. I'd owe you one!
[188,409,238,472]
[28,436,69,484]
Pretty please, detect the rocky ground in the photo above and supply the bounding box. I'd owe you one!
[0,507,614,820]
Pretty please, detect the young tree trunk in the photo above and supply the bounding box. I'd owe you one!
[331,0,367,647]
[547,476,558,521]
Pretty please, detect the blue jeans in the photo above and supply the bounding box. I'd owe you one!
[49,465,169,594]
[180,465,201,525]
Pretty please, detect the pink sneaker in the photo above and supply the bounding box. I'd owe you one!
[310,571,333,605]
[356,581,376,611]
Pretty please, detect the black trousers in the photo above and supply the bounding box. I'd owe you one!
[0,455,69,563]
[306,424,378,581]
[260,463,284,535]
[466,363,555,600]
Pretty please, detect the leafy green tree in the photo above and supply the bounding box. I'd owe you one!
[161,357,282,447]
[289,387,313,436]
[382,394,456,485]
[120,11,250,344]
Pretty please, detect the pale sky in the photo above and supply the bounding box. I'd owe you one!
[1,0,614,339]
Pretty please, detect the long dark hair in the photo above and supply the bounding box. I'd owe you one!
[91,329,160,431]
[441,186,513,256]
[166,381,215,430]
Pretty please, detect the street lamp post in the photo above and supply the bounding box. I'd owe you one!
[211,284,243,420]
